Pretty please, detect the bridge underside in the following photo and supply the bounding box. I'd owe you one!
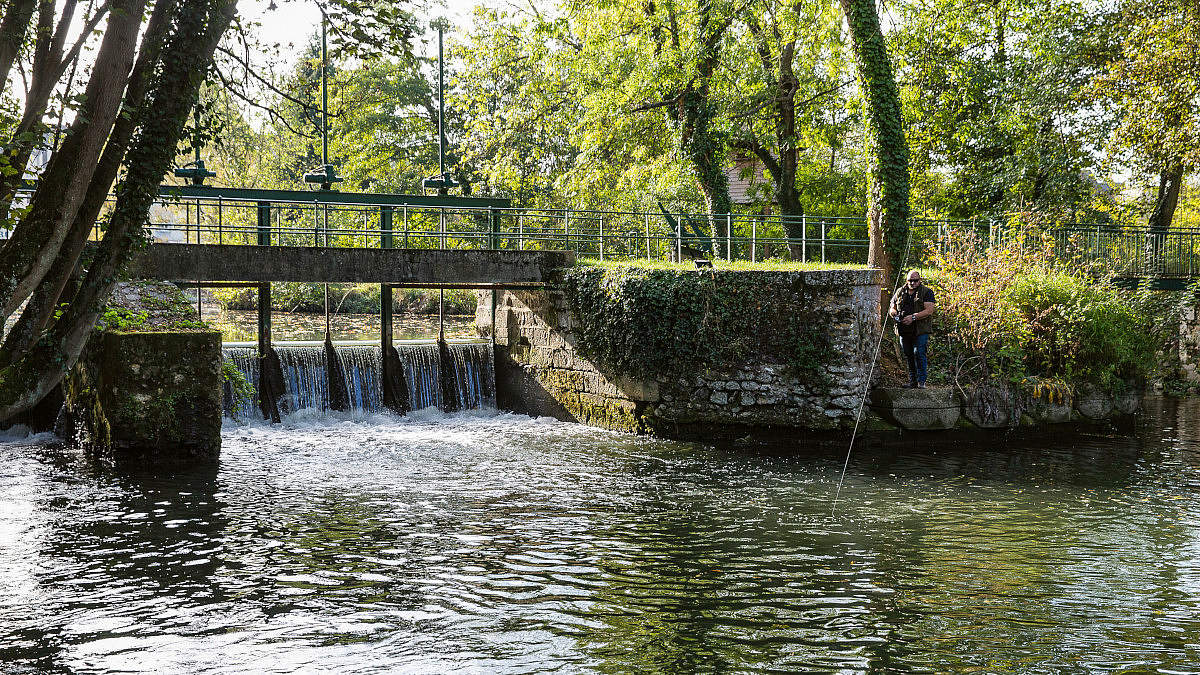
[134,244,574,286]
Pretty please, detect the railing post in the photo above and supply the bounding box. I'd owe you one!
[727,213,733,261]
[256,202,272,246]
[821,219,826,263]
[488,206,499,249]
[564,210,570,251]
[752,217,757,263]
[381,206,394,249]
[217,196,223,244]
[645,213,651,260]
[599,214,605,261]
[802,215,807,263]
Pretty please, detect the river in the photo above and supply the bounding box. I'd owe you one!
[2,398,1200,672]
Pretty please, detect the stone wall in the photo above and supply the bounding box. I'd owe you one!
[477,268,883,438]
[1180,299,1200,386]
[62,282,223,462]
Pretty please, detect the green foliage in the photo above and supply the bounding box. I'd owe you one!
[1006,271,1153,388]
[221,358,254,404]
[928,228,1172,391]
[562,266,835,382]
[893,0,1112,219]
[99,307,150,332]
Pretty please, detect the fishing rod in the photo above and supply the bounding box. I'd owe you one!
[830,230,915,518]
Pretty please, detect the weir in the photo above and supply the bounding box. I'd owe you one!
[222,341,495,420]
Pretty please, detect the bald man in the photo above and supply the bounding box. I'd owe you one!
[888,270,937,388]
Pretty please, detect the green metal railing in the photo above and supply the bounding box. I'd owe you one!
[13,184,1200,280]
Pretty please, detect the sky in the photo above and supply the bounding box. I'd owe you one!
[240,0,483,62]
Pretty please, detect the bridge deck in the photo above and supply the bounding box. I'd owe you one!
[134,244,574,286]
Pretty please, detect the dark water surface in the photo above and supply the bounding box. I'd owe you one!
[3,399,1200,673]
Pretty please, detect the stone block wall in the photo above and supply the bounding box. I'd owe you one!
[62,282,223,462]
[477,268,883,438]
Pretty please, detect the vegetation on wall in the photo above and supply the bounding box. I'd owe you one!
[561,264,836,382]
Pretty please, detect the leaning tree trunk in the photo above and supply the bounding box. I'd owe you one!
[0,0,37,88]
[1147,162,1183,275]
[0,0,144,322]
[669,0,732,258]
[1,0,180,359]
[0,0,237,422]
[839,0,910,286]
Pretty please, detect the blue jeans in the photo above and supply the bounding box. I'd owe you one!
[900,332,929,385]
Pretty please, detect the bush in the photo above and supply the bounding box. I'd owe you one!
[927,227,1171,391]
[1006,271,1153,388]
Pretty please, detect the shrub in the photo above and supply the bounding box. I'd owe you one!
[926,227,1170,390]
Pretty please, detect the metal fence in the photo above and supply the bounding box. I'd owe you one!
[137,193,877,264]
[17,186,1200,280]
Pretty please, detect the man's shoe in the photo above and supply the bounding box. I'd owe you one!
[917,382,926,389]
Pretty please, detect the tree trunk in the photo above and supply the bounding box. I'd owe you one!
[0,0,143,323]
[0,0,82,215]
[0,0,37,88]
[669,0,731,256]
[1,0,179,359]
[0,0,236,423]
[1147,162,1184,274]
[839,0,910,284]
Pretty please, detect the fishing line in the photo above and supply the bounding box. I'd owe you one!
[830,229,915,518]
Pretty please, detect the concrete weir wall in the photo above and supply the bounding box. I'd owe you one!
[61,282,223,462]
[477,268,883,438]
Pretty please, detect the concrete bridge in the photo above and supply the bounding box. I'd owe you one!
[135,243,573,287]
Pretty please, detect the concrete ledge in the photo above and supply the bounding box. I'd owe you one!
[869,388,963,430]
[133,244,575,285]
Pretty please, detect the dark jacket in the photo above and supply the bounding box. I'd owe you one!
[891,284,936,337]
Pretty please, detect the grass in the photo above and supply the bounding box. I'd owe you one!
[575,257,868,272]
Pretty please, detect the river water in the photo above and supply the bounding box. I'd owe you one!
[3,399,1200,673]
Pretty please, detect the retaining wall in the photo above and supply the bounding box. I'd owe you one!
[477,267,883,438]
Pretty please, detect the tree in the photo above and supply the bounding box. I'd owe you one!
[0,0,415,422]
[1091,0,1200,236]
[839,0,909,278]
[892,0,1112,220]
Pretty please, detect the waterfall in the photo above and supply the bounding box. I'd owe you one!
[339,346,384,412]
[276,346,328,412]
[222,347,259,421]
[220,342,494,419]
[401,344,442,411]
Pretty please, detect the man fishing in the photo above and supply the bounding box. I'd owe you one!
[889,270,937,388]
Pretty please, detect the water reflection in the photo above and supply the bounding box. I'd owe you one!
[2,402,1200,672]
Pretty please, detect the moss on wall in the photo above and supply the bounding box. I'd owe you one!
[561,267,841,383]
[63,282,223,462]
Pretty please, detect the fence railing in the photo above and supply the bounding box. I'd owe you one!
[14,187,1200,279]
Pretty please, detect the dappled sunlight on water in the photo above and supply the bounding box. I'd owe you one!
[3,401,1200,672]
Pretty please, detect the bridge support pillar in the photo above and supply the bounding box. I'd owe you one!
[256,282,283,423]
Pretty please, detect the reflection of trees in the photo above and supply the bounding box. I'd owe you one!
[565,450,925,672]
[4,460,227,670]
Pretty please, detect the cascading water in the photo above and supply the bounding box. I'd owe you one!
[220,342,495,418]
[222,347,260,421]
[339,346,383,412]
[401,344,442,411]
[276,346,329,413]
[445,342,496,410]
